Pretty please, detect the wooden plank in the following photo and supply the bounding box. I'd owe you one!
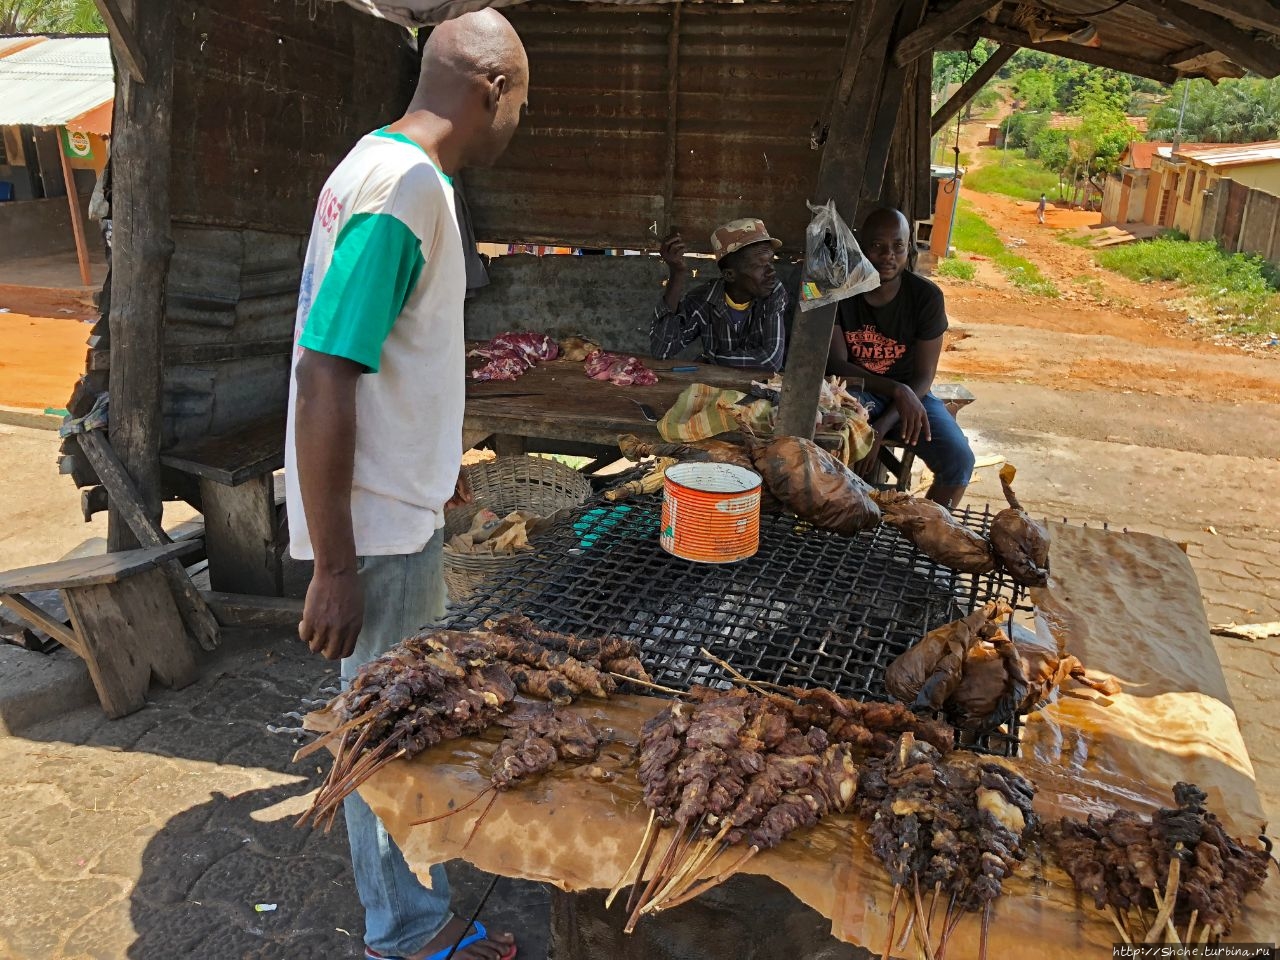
[930,45,1016,136]
[91,0,147,83]
[894,0,1000,65]
[165,338,292,366]
[201,591,303,630]
[660,3,681,231]
[1177,0,1280,36]
[57,128,92,287]
[776,303,838,439]
[0,542,199,595]
[976,23,1178,83]
[1135,0,1280,76]
[160,414,285,487]
[64,568,195,719]
[200,475,282,597]
[0,593,82,656]
[107,0,177,550]
[77,429,220,651]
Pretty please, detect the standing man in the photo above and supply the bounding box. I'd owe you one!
[287,12,527,960]
[1036,192,1047,224]
[826,208,975,509]
[650,219,789,371]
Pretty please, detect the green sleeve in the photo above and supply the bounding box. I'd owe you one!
[297,212,426,372]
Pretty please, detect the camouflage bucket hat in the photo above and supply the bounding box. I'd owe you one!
[710,218,782,260]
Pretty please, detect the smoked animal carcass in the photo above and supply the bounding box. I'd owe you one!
[990,464,1050,587]
[746,435,880,535]
[885,601,1012,712]
[873,490,995,573]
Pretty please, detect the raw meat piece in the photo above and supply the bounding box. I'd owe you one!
[476,332,559,363]
[583,350,658,387]
[470,354,528,382]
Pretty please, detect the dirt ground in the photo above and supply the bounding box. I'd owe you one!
[0,282,97,413]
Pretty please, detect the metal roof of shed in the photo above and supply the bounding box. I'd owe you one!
[0,36,113,129]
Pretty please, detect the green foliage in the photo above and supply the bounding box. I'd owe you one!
[1096,237,1280,333]
[1028,128,1070,175]
[1003,110,1049,151]
[950,202,1061,297]
[0,0,104,32]
[965,149,1060,201]
[1147,78,1280,143]
[935,258,976,281]
[1013,70,1057,112]
[1003,50,1160,109]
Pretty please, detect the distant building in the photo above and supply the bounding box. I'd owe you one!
[1165,141,1280,240]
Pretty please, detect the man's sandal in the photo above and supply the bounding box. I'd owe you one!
[365,921,517,960]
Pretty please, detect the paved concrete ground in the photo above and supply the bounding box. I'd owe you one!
[0,383,1277,958]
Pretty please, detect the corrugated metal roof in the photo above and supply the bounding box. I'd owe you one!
[0,36,113,128]
[1177,141,1280,168]
[0,35,48,58]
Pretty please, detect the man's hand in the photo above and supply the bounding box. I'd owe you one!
[659,231,688,274]
[300,569,365,661]
[447,468,473,510]
[853,432,884,481]
[892,384,931,447]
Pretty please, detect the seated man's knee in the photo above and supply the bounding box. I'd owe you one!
[927,422,975,487]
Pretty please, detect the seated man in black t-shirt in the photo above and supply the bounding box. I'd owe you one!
[826,208,975,509]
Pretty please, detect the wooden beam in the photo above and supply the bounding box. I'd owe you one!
[862,0,931,205]
[200,592,303,630]
[776,304,838,439]
[931,44,1016,136]
[1134,0,1280,77]
[0,593,82,656]
[894,0,1001,65]
[977,23,1178,82]
[92,0,147,83]
[1165,41,1214,65]
[57,129,92,287]
[107,0,176,552]
[76,429,221,650]
[1176,0,1280,36]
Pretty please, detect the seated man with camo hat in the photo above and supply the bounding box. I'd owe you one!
[650,218,789,372]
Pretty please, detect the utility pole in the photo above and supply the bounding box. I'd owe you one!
[1170,80,1191,156]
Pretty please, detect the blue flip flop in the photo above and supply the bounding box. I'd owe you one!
[366,921,518,960]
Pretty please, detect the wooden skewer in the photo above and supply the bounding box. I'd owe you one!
[1143,855,1182,942]
[697,648,780,698]
[1105,905,1132,945]
[926,881,942,945]
[462,790,499,850]
[411,785,496,826]
[607,673,692,698]
[626,826,685,932]
[648,834,713,909]
[653,846,759,913]
[894,896,916,953]
[643,821,703,911]
[882,885,902,960]
[606,809,656,910]
[1184,909,1198,946]
[624,822,665,917]
[660,823,734,905]
[979,901,992,960]
[913,879,938,960]
[292,711,371,761]
[938,899,966,960]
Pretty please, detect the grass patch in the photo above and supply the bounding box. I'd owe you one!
[935,258,976,281]
[963,149,1060,202]
[950,202,1060,297]
[1056,231,1093,249]
[1095,237,1280,333]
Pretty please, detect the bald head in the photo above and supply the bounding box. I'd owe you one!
[407,10,529,170]
[421,9,528,91]
[860,207,911,285]
[861,207,910,237]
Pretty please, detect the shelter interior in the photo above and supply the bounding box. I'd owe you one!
[66,0,1280,552]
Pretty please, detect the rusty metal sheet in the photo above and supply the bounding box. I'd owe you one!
[170,0,416,233]
[465,1,852,254]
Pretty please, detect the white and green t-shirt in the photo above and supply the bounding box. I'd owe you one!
[285,128,465,560]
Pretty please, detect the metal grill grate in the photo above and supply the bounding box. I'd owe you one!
[446,494,1027,755]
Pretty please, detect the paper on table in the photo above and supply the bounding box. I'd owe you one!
[309,523,1277,951]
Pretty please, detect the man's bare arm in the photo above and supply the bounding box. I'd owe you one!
[295,349,365,661]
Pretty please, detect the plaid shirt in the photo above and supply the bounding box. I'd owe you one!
[650,279,788,372]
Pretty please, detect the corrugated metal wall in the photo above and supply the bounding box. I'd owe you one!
[465,1,854,254]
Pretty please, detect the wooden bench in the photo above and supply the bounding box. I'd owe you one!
[0,541,201,718]
[161,414,285,597]
[877,382,976,491]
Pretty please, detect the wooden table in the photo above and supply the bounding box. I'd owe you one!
[161,414,285,597]
[463,357,771,454]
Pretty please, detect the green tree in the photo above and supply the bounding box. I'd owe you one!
[1148,78,1280,143]
[0,0,104,33]
[1013,70,1057,111]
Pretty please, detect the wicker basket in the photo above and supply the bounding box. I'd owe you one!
[442,456,592,602]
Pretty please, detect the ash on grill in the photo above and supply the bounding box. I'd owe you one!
[447,495,1028,755]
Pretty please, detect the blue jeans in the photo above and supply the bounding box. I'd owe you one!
[856,391,976,486]
[342,532,452,958]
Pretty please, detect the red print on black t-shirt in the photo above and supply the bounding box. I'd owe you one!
[844,327,906,374]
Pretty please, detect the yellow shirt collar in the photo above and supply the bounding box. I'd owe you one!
[724,291,753,311]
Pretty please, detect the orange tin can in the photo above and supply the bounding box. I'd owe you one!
[660,462,762,564]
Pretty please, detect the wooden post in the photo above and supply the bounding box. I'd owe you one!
[106,0,176,551]
[57,128,92,287]
[778,0,905,439]
[930,45,1015,137]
